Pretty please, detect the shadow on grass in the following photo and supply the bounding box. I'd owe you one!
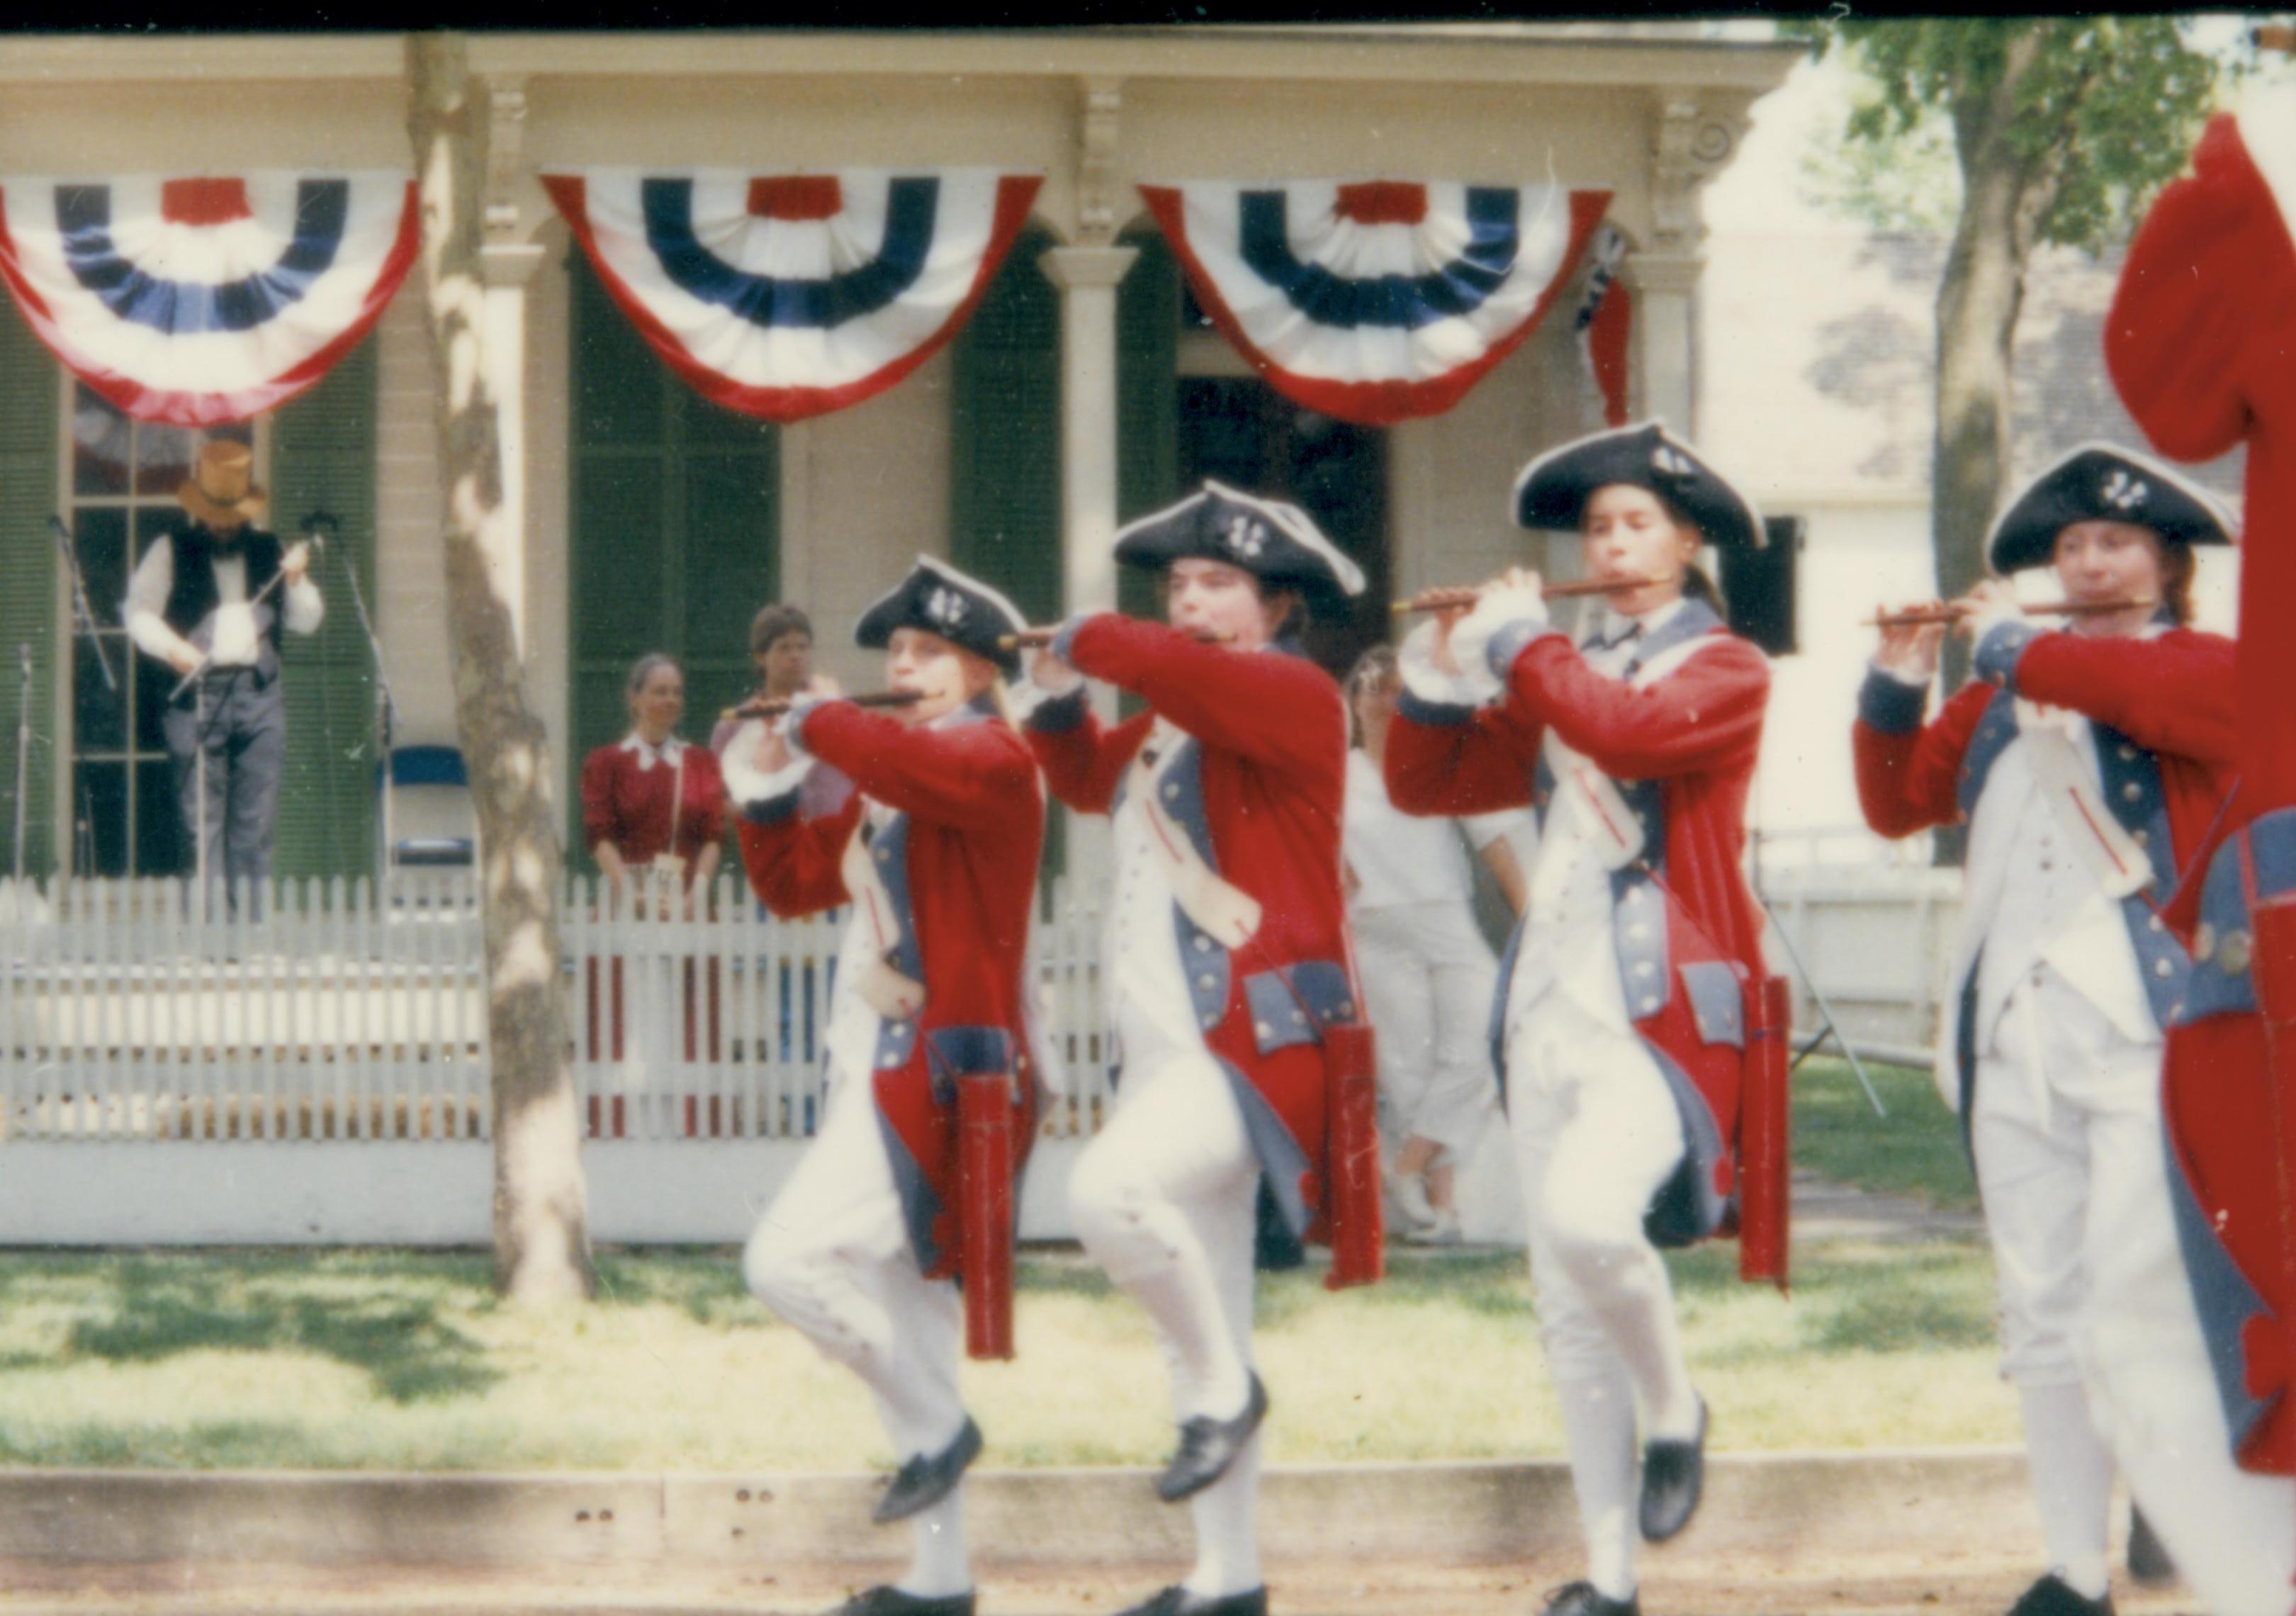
[64,1257,500,1404]
[1672,1239,1997,1362]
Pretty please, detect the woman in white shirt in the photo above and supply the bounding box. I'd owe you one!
[1344,646,1530,1243]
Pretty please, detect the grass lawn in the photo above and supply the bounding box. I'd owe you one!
[0,1236,2013,1472]
[1793,1055,1978,1214]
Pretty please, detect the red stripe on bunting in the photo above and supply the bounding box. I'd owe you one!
[1138,185,1614,427]
[543,173,1044,425]
[0,181,420,427]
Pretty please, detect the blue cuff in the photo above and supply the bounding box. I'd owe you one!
[1028,685,1090,734]
[1857,668,1928,734]
[1973,621,2038,690]
[1486,619,1563,682]
[1395,684,1477,728]
[1049,612,1099,667]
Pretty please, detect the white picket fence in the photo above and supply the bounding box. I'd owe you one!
[0,870,1114,1148]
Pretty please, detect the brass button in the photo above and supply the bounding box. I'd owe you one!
[2119,744,2139,762]
[1640,997,1660,1014]
[2154,958,2173,979]
[2123,782,2143,802]
[1254,1022,1273,1040]
[2195,921,2217,960]
[2221,928,2253,977]
[1197,975,1216,991]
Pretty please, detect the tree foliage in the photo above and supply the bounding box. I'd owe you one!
[1819,17,2219,257]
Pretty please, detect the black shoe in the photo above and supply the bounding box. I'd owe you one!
[1540,1581,1641,1616]
[2005,1573,2114,1616]
[1638,1394,1706,1543]
[1155,1374,1269,1503]
[2127,1505,2176,1588]
[1109,1586,1268,1616]
[821,1588,976,1616]
[872,1417,984,1525]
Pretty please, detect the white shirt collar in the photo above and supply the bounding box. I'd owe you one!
[1590,595,1688,649]
[620,732,687,770]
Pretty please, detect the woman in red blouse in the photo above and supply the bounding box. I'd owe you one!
[577,653,728,1133]
[580,653,727,901]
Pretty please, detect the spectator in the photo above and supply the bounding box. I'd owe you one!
[583,651,726,900]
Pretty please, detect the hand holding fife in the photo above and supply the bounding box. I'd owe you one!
[1446,566,1548,679]
[281,541,313,585]
[1955,578,2023,646]
[1030,640,1084,697]
[1873,606,1947,682]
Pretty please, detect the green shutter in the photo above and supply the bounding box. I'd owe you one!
[567,255,777,872]
[1116,227,1181,624]
[268,335,380,881]
[0,304,56,877]
[950,226,1061,627]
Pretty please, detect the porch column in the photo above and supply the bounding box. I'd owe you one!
[1623,253,1700,434]
[1040,244,1139,622]
[479,73,539,658]
[1040,242,1137,894]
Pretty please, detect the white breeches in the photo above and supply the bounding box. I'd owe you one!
[742,1071,967,1462]
[1354,902,1502,1161]
[1504,995,1692,1391]
[1974,970,2295,1615]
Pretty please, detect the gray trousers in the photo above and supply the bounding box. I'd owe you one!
[163,670,286,911]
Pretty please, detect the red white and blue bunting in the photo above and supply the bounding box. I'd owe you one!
[0,172,417,426]
[542,168,1042,423]
[1138,179,1614,426]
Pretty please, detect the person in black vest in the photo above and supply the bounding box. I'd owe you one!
[124,440,322,899]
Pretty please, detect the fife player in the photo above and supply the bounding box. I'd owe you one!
[728,558,1045,1616]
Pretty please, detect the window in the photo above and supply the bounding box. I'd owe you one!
[64,385,257,877]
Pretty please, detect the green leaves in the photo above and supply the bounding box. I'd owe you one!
[1812,16,2220,253]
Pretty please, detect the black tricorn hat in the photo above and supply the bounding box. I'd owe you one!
[855,556,1030,676]
[1112,478,1368,598]
[1988,443,2237,573]
[1512,422,1765,551]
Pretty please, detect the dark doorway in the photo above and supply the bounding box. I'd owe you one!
[1177,378,1389,680]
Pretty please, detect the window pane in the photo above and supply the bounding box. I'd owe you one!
[133,646,171,753]
[74,760,130,877]
[70,383,130,497]
[133,757,183,877]
[72,505,130,627]
[74,631,129,753]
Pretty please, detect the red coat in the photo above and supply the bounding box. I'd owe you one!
[1027,618,1353,1242]
[1384,602,1769,1246]
[2109,103,2296,1472]
[734,700,1045,1291]
[580,737,726,874]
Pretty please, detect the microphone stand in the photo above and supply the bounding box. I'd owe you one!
[12,644,28,887]
[49,516,116,697]
[316,512,399,891]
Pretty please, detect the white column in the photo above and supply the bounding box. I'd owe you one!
[480,241,542,660]
[1623,252,1700,436]
[1039,243,1137,895]
[1040,244,1139,618]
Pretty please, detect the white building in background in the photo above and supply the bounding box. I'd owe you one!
[1699,54,2244,861]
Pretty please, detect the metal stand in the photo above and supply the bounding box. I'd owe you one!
[11,644,28,887]
[319,512,399,887]
[49,515,116,698]
[1757,890,1889,1120]
[192,675,209,921]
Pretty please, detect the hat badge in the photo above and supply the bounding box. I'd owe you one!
[2100,468,2149,512]
[1650,444,1696,478]
[1222,513,1268,560]
[925,585,969,629]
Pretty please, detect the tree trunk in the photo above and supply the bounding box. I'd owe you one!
[1928,33,2050,860]
[405,33,594,1303]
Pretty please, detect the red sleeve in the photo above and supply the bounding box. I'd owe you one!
[1029,705,1154,816]
[2010,629,2239,765]
[2108,113,2296,462]
[1383,703,1541,817]
[795,703,1037,832]
[1853,680,1990,839]
[1067,615,1343,782]
[580,746,620,852]
[735,792,863,919]
[1509,634,1769,780]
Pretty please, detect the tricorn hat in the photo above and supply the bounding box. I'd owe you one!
[176,440,268,531]
[1512,422,1765,551]
[1111,479,1367,599]
[1987,443,2236,573]
[854,556,1031,676]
